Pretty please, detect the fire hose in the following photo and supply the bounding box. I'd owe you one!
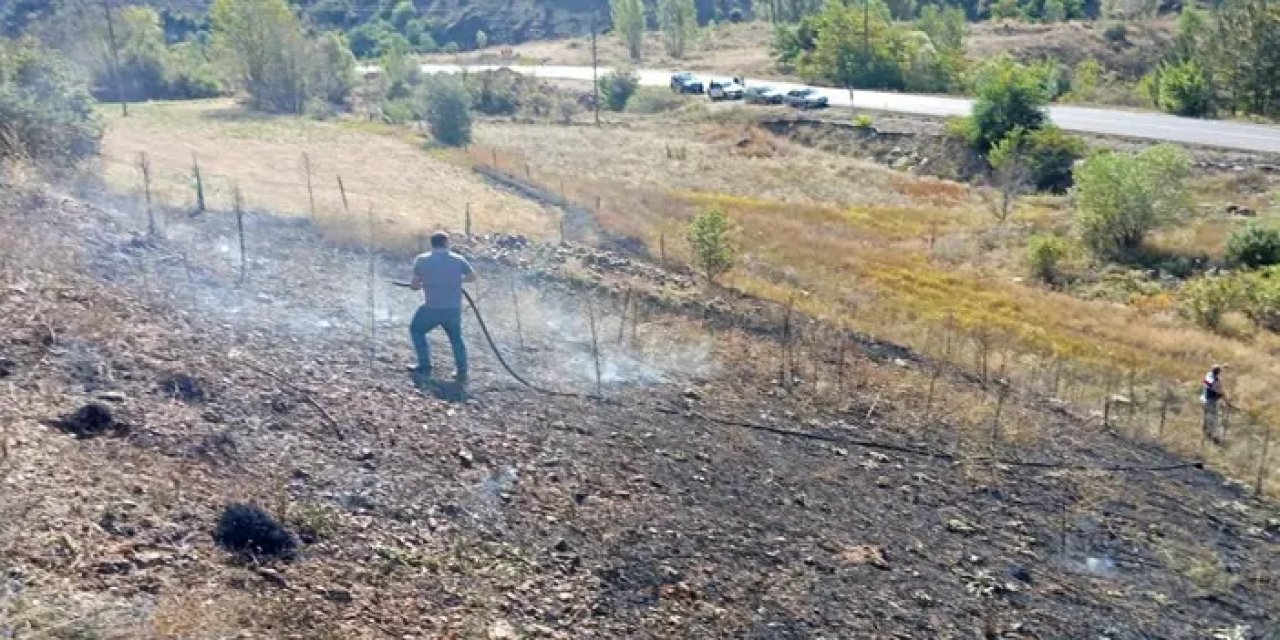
[389,281,1204,474]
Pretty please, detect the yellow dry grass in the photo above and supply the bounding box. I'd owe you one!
[468,116,1280,491]
[429,21,782,80]
[100,99,556,249]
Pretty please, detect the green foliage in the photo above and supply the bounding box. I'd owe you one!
[917,5,965,53]
[1179,273,1242,331]
[968,54,1051,153]
[1027,234,1069,283]
[625,87,688,113]
[598,67,640,111]
[421,75,472,147]
[853,113,874,128]
[380,97,420,124]
[1156,58,1214,117]
[0,39,102,165]
[475,30,489,50]
[687,207,737,282]
[313,31,358,105]
[469,69,522,115]
[1205,0,1280,118]
[1068,58,1101,102]
[211,0,310,113]
[441,42,460,54]
[1074,144,1192,258]
[611,0,645,61]
[1102,21,1128,43]
[781,0,963,93]
[658,0,698,58]
[1238,267,1280,331]
[1226,224,1280,269]
[1023,126,1086,193]
[380,36,420,100]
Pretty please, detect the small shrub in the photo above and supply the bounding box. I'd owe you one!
[470,70,519,115]
[213,503,297,559]
[1024,126,1086,193]
[1240,268,1280,331]
[1103,22,1128,43]
[1179,273,1241,331]
[853,113,874,129]
[381,98,420,124]
[0,40,103,166]
[557,98,578,124]
[1075,144,1192,258]
[687,207,737,282]
[598,67,640,111]
[441,42,460,54]
[421,75,472,146]
[1157,58,1215,117]
[729,7,744,22]
[625,87,687,113]
[1226,224,1280,269]
[969,54,1051,152]
[1028,234,1069,283]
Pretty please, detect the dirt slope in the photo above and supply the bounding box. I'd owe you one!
[2,179,1279,638]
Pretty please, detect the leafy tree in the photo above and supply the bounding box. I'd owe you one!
[313,31,358,105]
[1179,273,1241,331]
[598,67,640,111]
[475,29,489,50]
[212,0,311,113]
[1068,58,1101,102]
[611,0,645,61]
[1205,0,1280,117]
[1075,144,1192,258]
[1024,126,1085,193]
[968,54,1051,153]
[422,75,472,146]
[1156,58,1214,117]
[917,5,965,54]
[658,0,698,58]
[687,207,737,282]
[389,1,417,30]
[986,128,1032,224]
[380,35,419,99]
[1226,224,1280,269]
[1042,0,1066,22]
[0,39,102,165]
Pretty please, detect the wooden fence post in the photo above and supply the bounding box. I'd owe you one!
[138,151,154,236]
[192,152,205,213]
[234,184,246,284]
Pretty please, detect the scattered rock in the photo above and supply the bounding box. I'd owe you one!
[946,518,979,535]
[213,503,297,560]
[51,403,127,439]
[837,545,890,570]
[681,388,702,401]
[159,373,206,403]
[0,357,12,378]
[488,620,520,640]
[457,449,475,468]
[1009,565,1033,584]
[553,538,571,553]
[94,390,127,403]
[319,588,354,604]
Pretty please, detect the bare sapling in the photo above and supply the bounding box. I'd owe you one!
[510,276,524,350]
[465,202,472,239]
[337,175,351,217]
[587,299,602,396]
[659,232,667,264]
[366,205,377,371]
[1158,386,1171,438]
[1256,425,1272,496]
[138,151,155,237]
[234,184,247,284]
[192,152,206,213]
[991,380,1009,446]
[301,153,316,218]
[781,298,795,389]
[618,288,631,344]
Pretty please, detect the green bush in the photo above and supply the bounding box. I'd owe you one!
[421,75,472,147]
[1239,267,1280,331]
[625,87,687,114]
[1027,234,1069,283]
[598,68,640,111]
[1226,224,1280,269]
[0,40,102,166]
[969,54,1051,153]
[1075,144,1192,258]
[1024,126,1086,193]
[687,207,737,282]
[1179,273,1242,331]
[1156,58,1215,117]
[1103,22,1128,43]
[853,113,874,129]
[381,98,420,124]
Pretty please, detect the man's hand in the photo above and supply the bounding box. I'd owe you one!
[410,273,423,291]
[464,272,478,284]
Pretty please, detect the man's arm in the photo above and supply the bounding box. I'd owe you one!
[461,257,478,284]
[410,259,423,291]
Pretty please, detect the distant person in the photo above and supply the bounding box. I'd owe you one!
[1202,364,1229,444]
[409,232,477,385]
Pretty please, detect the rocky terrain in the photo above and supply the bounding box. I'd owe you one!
[2,177,1279,638]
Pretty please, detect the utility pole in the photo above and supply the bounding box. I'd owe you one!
[590,10,601,126]
[102,0,128,117]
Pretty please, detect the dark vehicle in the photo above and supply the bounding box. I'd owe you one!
[784,88,830,109]
[670,71,704,94]
[744,85,785,104]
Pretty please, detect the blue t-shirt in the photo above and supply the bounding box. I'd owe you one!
[413,250,474,310]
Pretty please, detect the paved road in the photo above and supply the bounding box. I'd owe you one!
[419,63,1280,155]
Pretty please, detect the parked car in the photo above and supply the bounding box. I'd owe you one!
[784,88,830,109]
[708,79,745,100]
[744,85,785,105]
[670,71,704,94]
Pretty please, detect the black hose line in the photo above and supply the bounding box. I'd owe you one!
[393,281,1203,475]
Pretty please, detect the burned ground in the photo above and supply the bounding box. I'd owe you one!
[1,181,1279,638]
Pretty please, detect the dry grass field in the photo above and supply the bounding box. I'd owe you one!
[100,100,557,249]
[101,97,1280,492]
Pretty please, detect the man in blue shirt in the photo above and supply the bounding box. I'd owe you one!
[409,232,477,385]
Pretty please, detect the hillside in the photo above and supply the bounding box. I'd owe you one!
[3,142,1280,636]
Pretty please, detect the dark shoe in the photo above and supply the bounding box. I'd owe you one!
[454,372,469,385]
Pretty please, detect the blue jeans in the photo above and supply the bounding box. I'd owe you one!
[409,306,467,377]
